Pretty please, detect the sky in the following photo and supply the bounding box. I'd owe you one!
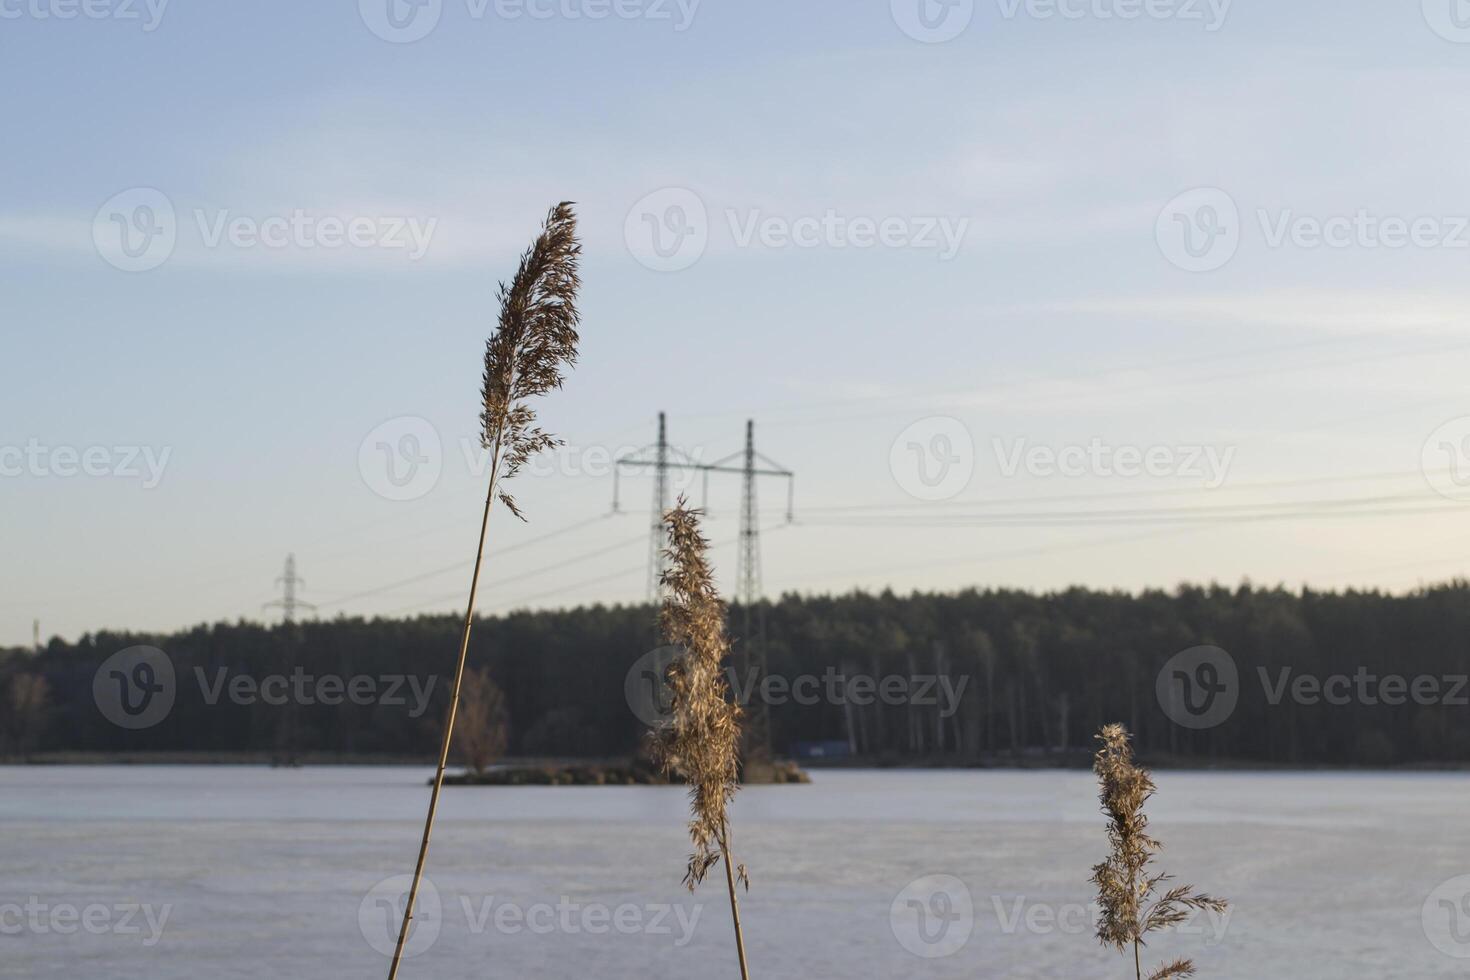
[6,0,1470,647]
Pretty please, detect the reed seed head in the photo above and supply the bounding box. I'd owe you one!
[479,201,582,520]
[1090,724,1227,978]
[649,497,746,891]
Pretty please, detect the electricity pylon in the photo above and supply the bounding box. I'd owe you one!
[614,415,794,774]
[613,413,794,601]
[709,420,793,771]
[264,553,316,623]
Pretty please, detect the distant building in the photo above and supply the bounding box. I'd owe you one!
[789,740,851,761]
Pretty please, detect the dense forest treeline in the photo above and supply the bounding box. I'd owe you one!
[4,581,1470,766]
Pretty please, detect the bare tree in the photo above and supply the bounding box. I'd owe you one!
[452,667,509,776]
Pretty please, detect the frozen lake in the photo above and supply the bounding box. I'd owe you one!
[2,766,1468,978]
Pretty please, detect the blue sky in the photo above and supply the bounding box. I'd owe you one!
[6,0,1470,646]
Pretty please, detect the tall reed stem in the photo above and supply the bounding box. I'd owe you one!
[718,819,750,980]
[386,438,502,980]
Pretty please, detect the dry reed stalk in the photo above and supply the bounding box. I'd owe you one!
[649,498,751,980]
[386,202,581,980]
[1090,724,1227,980]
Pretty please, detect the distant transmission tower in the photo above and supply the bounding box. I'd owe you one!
[614,415,794,772]
[649,411,670,598]
[613,412,703,600]
[614,414,796,601]
[264,553,316,623]
[714,419,793,770]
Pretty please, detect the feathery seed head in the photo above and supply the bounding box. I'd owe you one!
[1090,724,1227,977]
[649,497,745,890]
[479,201,582,520]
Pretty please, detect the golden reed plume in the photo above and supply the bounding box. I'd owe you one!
[387,203,581,980]
[650,498,751,979]
[1091,724,1227,980]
